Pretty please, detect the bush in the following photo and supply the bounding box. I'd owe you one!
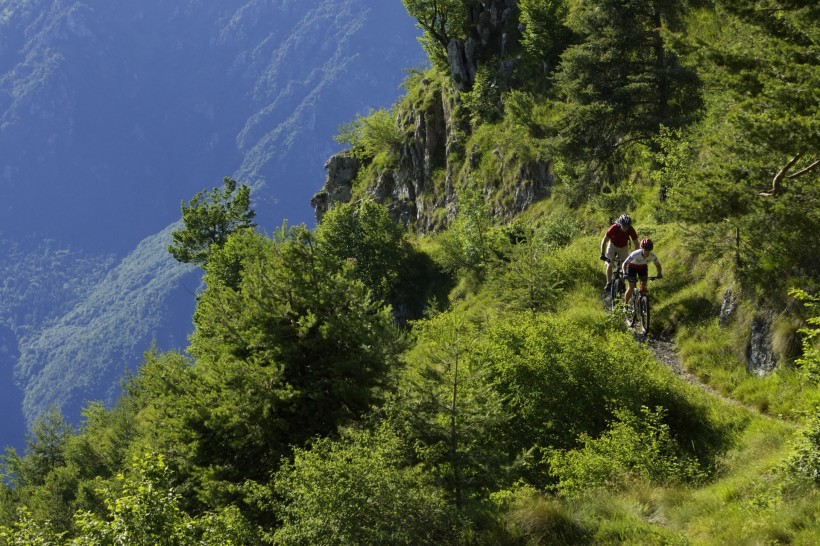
[273,427,452,545]
[549,406,705,497]
[782,409,820,485]
[479,312,716,471]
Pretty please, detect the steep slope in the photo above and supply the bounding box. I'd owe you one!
[0,0,425,444]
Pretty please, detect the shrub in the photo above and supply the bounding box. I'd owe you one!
[549,406,705,497]
[273,427,452,545]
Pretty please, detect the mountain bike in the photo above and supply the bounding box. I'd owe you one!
[625,276,657,335]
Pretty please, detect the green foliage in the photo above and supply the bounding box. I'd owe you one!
[72,452,259,546]
[314,199,406,301]
[273,427,452,545]
[434,179,503,282]
[462,63,502,126]
[706,0,819,159]
[488,224,566,312]
[479,312,719,474]
[401,0,469,66]
[549,406,705,497]
[203,227,266,292]
[781,410,820,486]
[2,408,72,489]
[502,89,557,141]
[72,452,191,546]
[790,289,820,384]
[517,0,573,88]
[649,125,694,213]
[181,225,402,490]
[663,2,820,290]
[490,484,590,544]
[333,108,402,163]
[168,177,256,271]
[554,0,700,184]
[0,506,65,546]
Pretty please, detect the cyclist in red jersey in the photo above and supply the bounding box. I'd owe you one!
[623,237,663,307]
[599,214,639,291]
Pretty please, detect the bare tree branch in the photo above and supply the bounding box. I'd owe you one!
[786,158,820,179]
[759,153,802,197]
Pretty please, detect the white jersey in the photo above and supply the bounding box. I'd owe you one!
[623,249,659,269]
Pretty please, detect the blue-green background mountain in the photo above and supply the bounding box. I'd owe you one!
[0,0,425,451]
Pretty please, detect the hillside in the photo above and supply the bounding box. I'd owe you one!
[0,0,426,446]
[0,0,817,544]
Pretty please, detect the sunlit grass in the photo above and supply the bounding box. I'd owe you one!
[661,416,818,545]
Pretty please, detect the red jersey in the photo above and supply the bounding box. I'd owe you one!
[605,224,638,248]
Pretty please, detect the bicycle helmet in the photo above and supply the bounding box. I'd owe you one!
[617,214,632,228]
[640,237,653,251]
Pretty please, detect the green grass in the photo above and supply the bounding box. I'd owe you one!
[498,413,818,544]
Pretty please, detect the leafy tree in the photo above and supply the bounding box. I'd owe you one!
[791,288,820,383]
[0,506,65,546]
[167,177,256,270]
[548,406,704,497]
[706,0,819,187]
[489,225,565,312]
[782,409,820,485]
[435,179,502,282]
[401,0,469,67]
[1,407,73,489]
[73,453,259,545]
[478,311,717,483]
[517,0,574,87]
[170,225,402,500]
[665,1,819,287]
[315,200,406,302]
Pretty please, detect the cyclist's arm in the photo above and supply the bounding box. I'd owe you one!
[600,234,610,256]
[655,262,662,277]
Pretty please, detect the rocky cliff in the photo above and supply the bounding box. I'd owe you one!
[312,0,552,232]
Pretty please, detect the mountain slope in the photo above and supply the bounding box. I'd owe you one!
[0,0,425,444]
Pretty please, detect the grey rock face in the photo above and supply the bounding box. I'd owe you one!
[719,286,738,327]
[747,313,778,376]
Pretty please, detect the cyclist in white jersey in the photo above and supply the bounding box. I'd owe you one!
[622,237,663,307]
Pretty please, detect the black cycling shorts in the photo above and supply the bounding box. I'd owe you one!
[625,265,648,283]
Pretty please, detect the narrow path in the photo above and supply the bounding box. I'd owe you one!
[637,334,730,400]
[605,291,788,421]
[637,333,794,426]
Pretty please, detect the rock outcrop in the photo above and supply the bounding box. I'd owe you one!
[746,312,779,376]
[312,0,551,232]
[447,0,519,91]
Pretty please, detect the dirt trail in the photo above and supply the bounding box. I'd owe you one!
[636,333,794,425]
[604,291,767,413]
[637,334,728,399]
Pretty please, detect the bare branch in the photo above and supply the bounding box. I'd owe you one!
[760,153,802,197]
[786,158,820,179]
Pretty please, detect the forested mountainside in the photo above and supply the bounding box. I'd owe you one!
[0,0,425,448]
[1,0,818,544]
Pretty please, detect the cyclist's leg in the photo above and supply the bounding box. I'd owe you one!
[604,243,618,284]
[624,266,638,306]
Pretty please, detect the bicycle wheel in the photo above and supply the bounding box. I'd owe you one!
[610,277,622,308]
[639,295,650,335]
[625,297,637,327]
